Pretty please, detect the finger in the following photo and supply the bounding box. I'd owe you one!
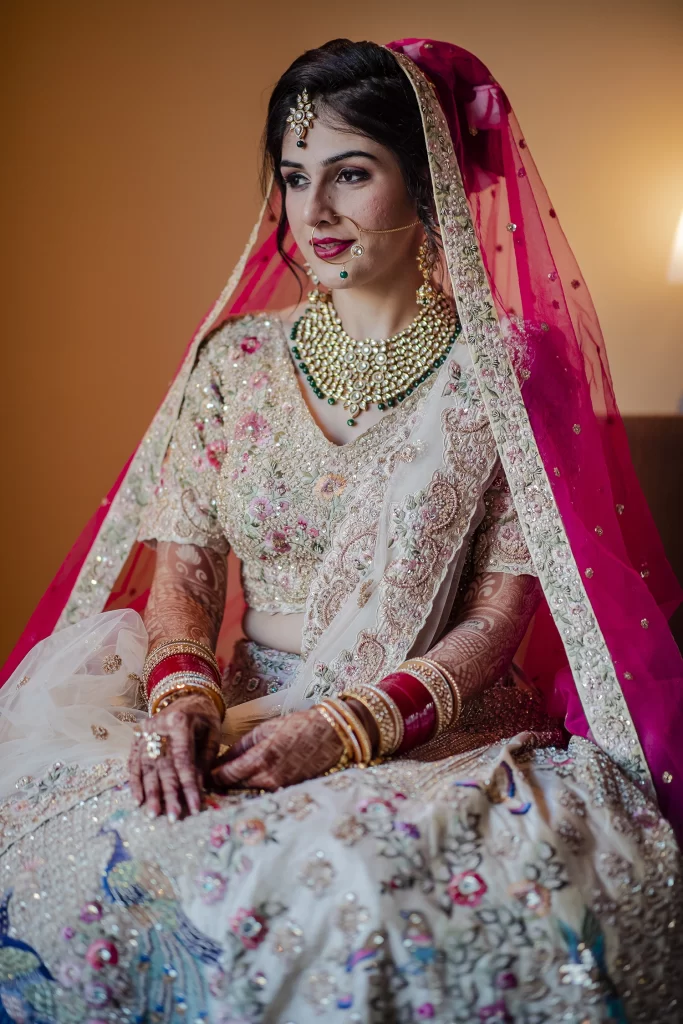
[240,768,282,792]
[218,721,279,764]
[211,743,271,788]
[127,736,144,806]
[169,718,204,815]
[141,758,162,818]
[157,752,182,822]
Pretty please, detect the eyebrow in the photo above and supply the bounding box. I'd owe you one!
[280,149,379,170]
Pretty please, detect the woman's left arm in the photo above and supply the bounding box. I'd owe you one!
[426,570,541,704]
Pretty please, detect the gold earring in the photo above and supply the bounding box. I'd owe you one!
[303,261,320,286]
[417,238,438,307]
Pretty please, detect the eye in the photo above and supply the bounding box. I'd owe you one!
[283,173,308,189]
[336,168,370,184]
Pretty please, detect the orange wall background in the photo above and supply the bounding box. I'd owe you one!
[1,0,682,662]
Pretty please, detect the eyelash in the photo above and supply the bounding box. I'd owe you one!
[283,168,370,190]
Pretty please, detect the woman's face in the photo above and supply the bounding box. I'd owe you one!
[280,111,421,291]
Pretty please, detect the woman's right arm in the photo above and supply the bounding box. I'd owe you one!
[128,541,227,820]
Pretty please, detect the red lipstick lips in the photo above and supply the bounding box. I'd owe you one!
[312,237,353,259]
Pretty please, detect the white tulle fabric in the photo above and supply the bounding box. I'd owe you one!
[0,610,149,798]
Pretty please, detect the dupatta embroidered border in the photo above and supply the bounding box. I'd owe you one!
[393,52,650,792]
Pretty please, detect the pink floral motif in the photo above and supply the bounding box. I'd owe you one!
[210,823,231,848]
[85,938,119,970]
[205,439,227,471]
[236,818,267,844]
[229,907,268,949]
[249,496,274,522]
[447,871,488,907]
[265,531,291,555]
[314,473,347,500]
[249,371,269,389]
[417,1005,436,1020]
[84,981,111,1007]
[196,870,228,905]
[297,516,309,530]
[308,527,320,538]
[240,336,262,354]
[234,411,272,448]
[79,901,103,923]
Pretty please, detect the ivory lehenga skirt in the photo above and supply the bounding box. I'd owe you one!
[0,609,680,1024]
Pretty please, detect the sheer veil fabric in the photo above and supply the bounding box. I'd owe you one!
[2,39,682,833]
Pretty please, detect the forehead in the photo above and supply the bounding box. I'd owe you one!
[280,115,390,166]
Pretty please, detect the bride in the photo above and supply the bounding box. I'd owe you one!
[1,37,682,1024]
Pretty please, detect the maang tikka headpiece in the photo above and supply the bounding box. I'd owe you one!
[286,89,315,148]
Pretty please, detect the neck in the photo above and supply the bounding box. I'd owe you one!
[330,261,423,340]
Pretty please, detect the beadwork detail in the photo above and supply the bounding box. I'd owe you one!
[291,287,459,422]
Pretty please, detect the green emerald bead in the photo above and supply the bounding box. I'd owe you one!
[377,402,386,411]
[433,359,440,369]
[397,394,405,402]
[339,270,349,279]
[387,398,395,408]
[298,362,307,370]
[347,417,355,426]
[327,397,336,405]
[306,375,315,383]
[317,391,325,399]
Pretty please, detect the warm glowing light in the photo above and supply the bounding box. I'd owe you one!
[668,209,683,284]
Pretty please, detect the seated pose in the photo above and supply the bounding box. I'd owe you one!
[2,37,682,1024]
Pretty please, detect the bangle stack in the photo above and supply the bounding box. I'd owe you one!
[316,697,373,769]
[143,639,225,720]
[398,657,462,730]
[340,683,404,756]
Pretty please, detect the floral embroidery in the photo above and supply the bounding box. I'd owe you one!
[448,870,488,906]
[508,880,551,916]
[240,335,262,354]
[229,907,268,948]
[234,411,272,448]
[196,869,228,904]
[314,473,348,500]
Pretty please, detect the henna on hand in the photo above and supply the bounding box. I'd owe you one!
[428,571,540,704]
[128,691,221,818]
[210,708,344,791]
[144,541,227,652]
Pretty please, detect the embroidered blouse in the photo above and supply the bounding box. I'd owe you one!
[138,315,535,613]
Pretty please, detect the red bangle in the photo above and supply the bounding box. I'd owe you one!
[146,654,218,697]
[377,672,437,753]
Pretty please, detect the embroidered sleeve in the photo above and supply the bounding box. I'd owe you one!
[472,465,536,577]
[137,336,230,554]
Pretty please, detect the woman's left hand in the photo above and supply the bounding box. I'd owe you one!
[210,707,344,791]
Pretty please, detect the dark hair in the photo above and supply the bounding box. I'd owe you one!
[262,38,437,280]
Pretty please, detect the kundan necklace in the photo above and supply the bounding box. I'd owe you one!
[290,282,460,426]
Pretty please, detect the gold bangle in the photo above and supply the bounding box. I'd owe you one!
[324,697,373,766]
[315,705,353,774]
[398,658,454,733]
[143,640,220,685]
[320,701,363,765]
[148,673,226,719]
[419,657,463,724]
[341,684,404,756]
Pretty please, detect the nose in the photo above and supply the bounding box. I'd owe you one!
[302,179,339,231]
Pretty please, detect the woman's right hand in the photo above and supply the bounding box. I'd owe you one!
[128,692,222,820]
